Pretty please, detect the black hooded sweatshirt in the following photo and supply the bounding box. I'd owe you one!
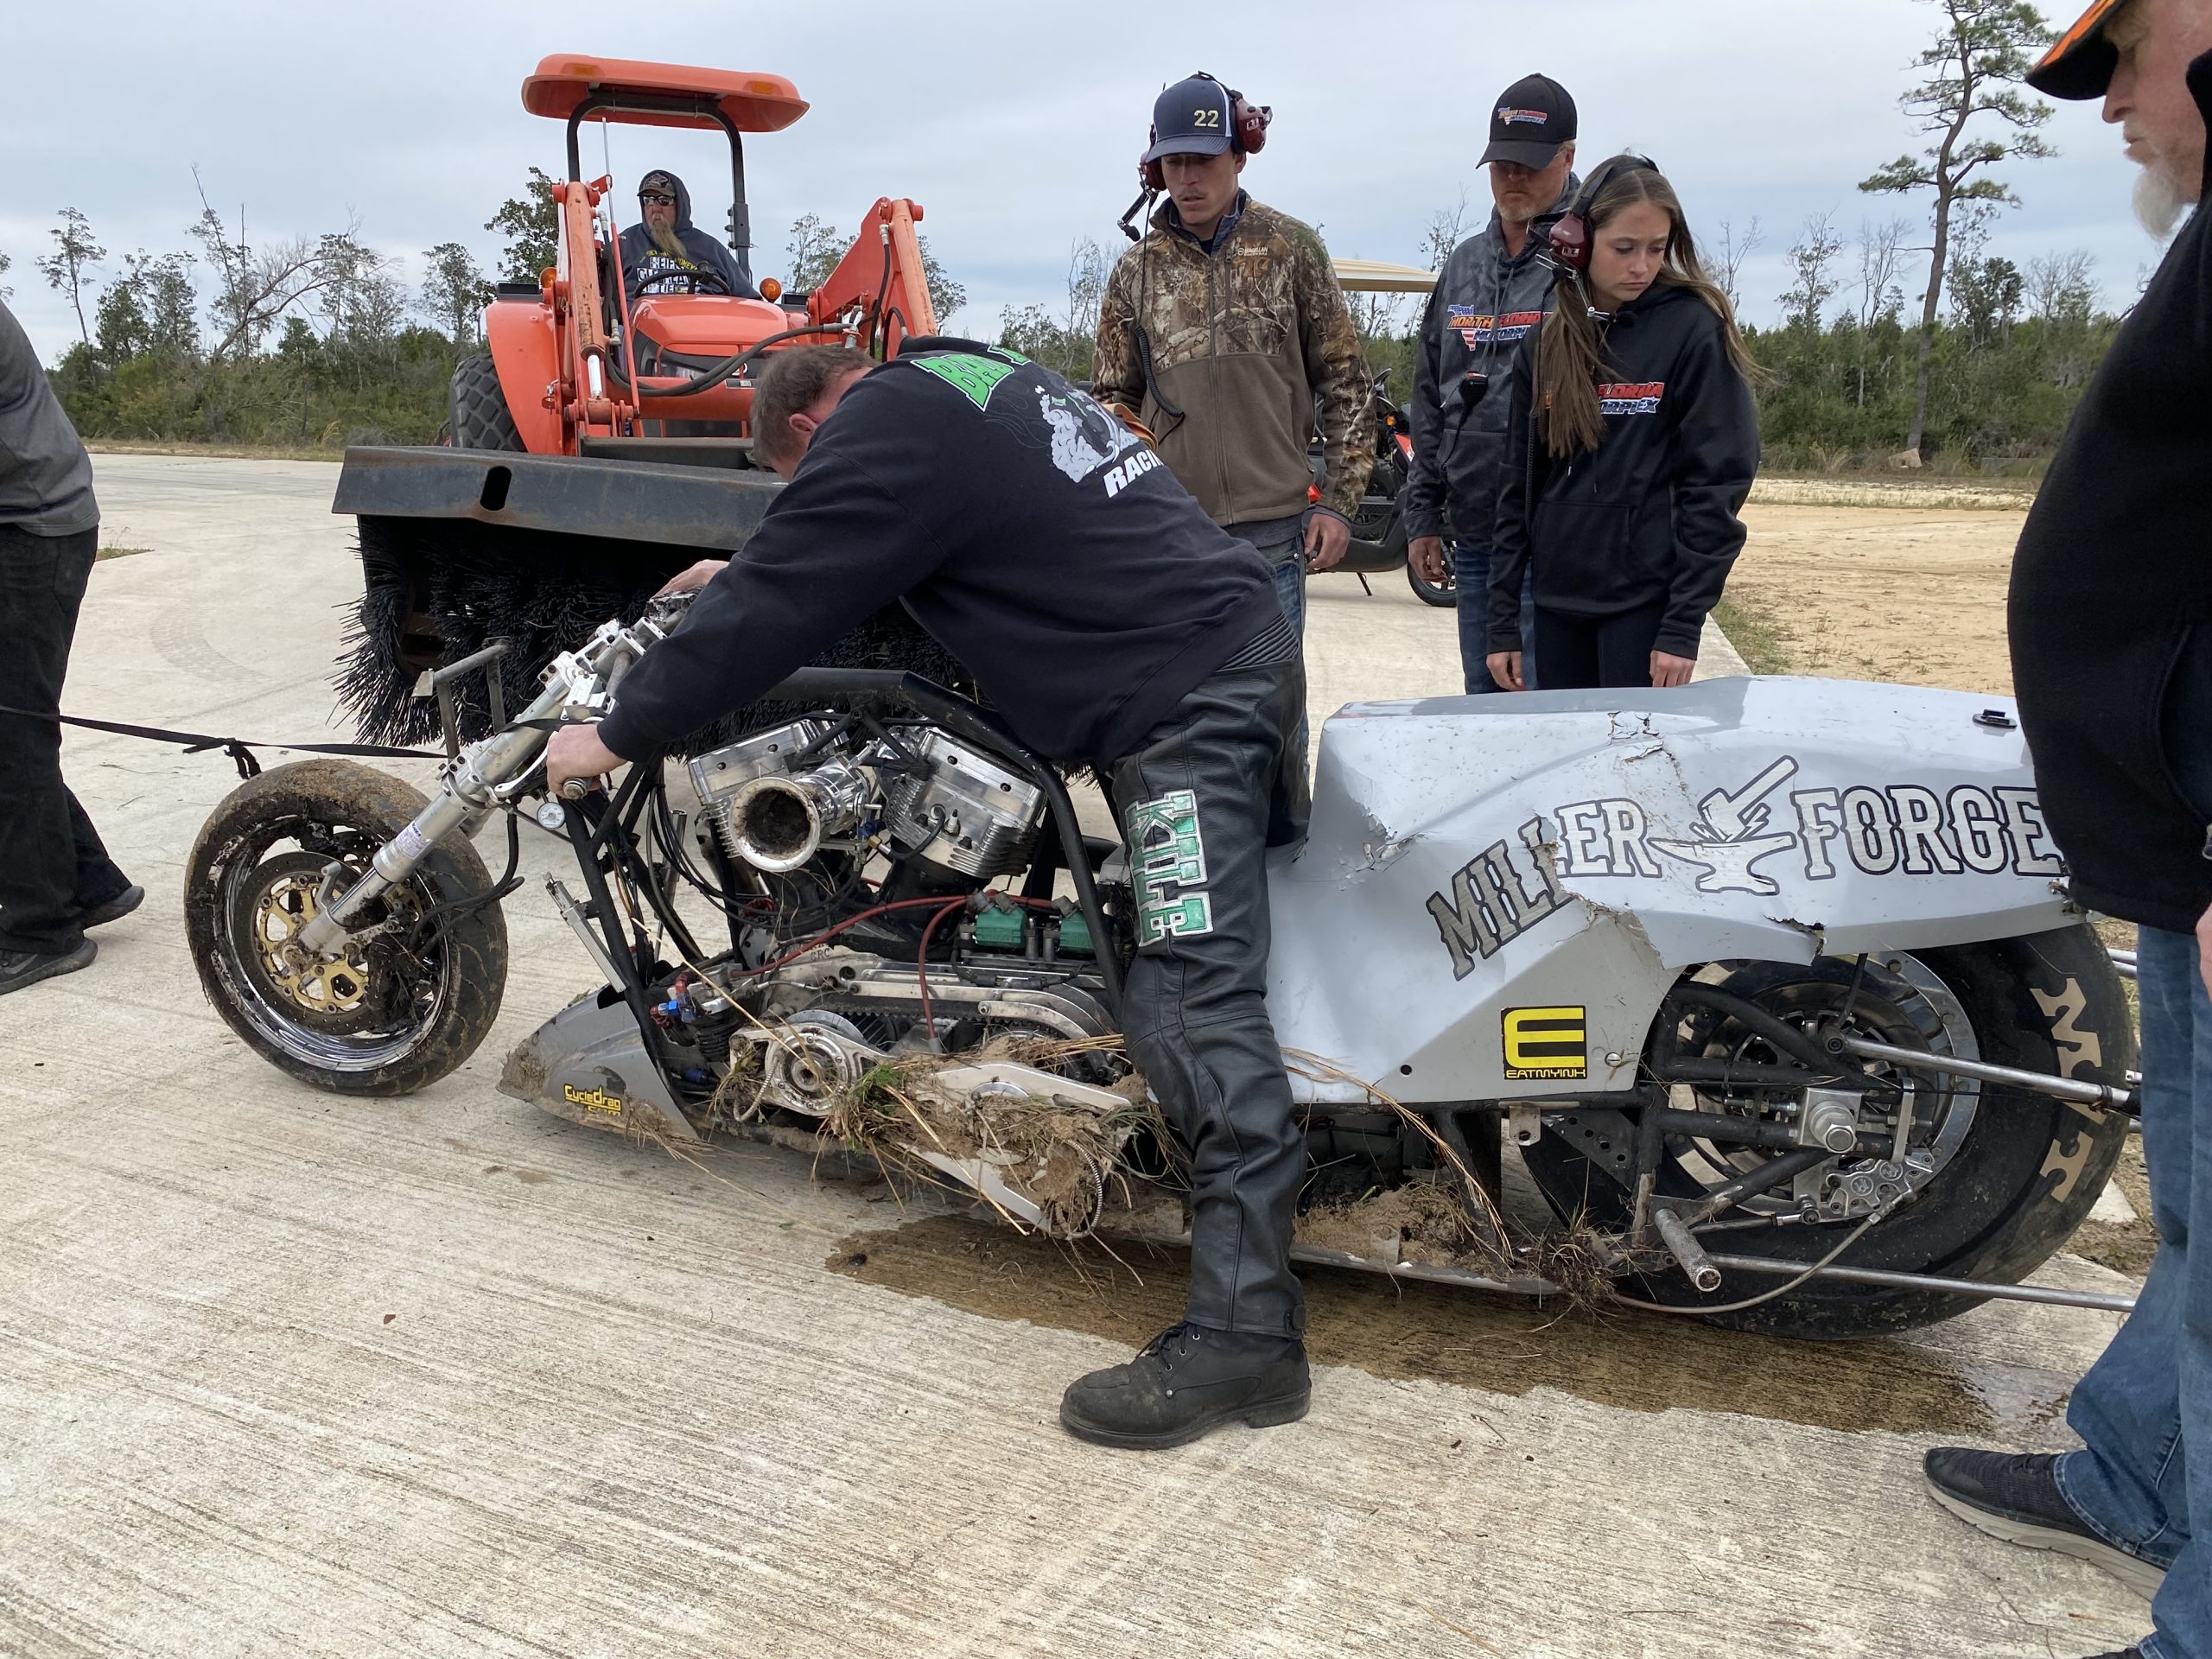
[1488,280,1760,659]
[2007,54,2212,936]
[617,172,755,301]
[596,338,1280,769]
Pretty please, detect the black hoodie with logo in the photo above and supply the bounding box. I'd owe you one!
[1487,280,1760,659]
[597,339,1280,769]
[617,171,755,300]
[2007,55,2212,936]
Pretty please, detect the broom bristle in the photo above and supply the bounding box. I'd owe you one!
[336,517,974,754]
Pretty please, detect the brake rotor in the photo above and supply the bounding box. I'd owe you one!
[250,868,373,1017]
[1669,953,1981,1222]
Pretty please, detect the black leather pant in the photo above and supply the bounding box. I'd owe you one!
[1109,654,1310,1337]
[0,525,128,956]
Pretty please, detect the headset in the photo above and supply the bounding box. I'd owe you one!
[1545,152,1662,274]
[1139,72,1271,191]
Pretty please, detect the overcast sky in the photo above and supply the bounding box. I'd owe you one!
[0,0,2152,363]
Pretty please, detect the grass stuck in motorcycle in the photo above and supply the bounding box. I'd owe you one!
[185,587,2139,1339]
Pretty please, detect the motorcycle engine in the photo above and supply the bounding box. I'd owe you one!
[880,729,1046,879]
[681,719,1046,885]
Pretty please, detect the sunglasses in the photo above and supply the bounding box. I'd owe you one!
[639,191,676,205]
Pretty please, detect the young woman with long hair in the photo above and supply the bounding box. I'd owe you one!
[1485,157,1760,692]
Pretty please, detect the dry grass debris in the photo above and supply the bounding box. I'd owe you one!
[813,1035,1159,1238]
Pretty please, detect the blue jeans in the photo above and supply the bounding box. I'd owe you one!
[1451,541,1537,694]
[2058,924,2206,1659]
[1262,549,1311,772]
[1269,550,1306,643]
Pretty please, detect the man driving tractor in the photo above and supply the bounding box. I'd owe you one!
[620,168,756,299]
[545,341,1316,1450]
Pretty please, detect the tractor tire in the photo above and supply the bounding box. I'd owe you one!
[1520,925,2136,1338]
[449,352,525,453]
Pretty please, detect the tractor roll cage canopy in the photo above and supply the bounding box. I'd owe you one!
[522,57,810,264]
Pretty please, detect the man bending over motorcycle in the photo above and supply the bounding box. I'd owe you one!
[547,342,1316,1450]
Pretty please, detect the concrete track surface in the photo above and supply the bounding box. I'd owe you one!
[1,456,2148,1658]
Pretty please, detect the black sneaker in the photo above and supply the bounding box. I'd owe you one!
[0,938,97,996]
[77,883,143,929]
[1060,1322,1311,1449]
[1925,1448,2167,1598]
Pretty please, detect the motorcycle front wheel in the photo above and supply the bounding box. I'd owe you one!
[1519,925,2135,1338]
[184,759,508,1096]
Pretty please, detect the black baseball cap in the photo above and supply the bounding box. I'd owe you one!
[1145,74,1236,162]
[2026,0,2125,99]
[1481,73,1578,168]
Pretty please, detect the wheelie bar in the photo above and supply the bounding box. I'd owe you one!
[1834,1034,2139,1116]
[1700,1254,2139,1314]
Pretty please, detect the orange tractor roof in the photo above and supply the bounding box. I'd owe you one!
[521,55,809,133]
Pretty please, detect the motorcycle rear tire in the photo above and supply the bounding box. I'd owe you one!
[184,759,508,1097]
[1518,925,2135,1338]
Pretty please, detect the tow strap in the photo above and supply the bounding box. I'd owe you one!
[0,704,443,780]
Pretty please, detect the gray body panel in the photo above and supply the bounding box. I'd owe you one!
[1268,677,2070,1103]
[499,991,699,1141]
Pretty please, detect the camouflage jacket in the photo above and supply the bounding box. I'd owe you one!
[1094,195,1375,526]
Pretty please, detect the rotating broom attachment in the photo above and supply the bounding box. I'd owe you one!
[334,515,976,758]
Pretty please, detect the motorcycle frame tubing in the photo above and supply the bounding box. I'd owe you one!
[537,665,1126,1109]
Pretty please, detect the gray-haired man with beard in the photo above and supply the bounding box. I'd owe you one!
[1921,5,2212,1656]
[618,169,755,300]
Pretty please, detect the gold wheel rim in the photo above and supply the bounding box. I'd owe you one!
[252,874,372,1015]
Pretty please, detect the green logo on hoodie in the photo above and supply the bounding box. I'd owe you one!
[912,353,1019,410]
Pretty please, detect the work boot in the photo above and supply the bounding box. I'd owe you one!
[76,883,143,929]
[1059,1321,1309,1449]
[1924,1448,2168,1598]
[0,938,96,996]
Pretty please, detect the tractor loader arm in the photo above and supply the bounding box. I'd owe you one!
[804,198,938,359]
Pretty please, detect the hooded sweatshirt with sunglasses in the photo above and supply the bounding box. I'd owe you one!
[618,170,755,301]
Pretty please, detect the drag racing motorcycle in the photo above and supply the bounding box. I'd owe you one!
[184,592,2139,1336]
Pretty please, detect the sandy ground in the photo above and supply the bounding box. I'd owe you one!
[0,456,2152,1659]
[1727,498,2029,696]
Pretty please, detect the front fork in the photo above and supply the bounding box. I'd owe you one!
[292,624,645,960]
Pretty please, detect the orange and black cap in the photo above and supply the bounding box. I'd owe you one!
[2027,0,2127,100]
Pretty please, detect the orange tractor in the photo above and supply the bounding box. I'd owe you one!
[451,54,938,461]
[334,54,958,744]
